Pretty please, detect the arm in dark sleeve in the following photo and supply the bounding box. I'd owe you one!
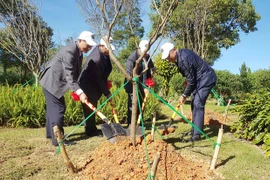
[181,60,196,97]
[148,58,154,69]
[92,63,110,96]
[62,49,80,92]
[146,59,154,79]
[126,55,135,76]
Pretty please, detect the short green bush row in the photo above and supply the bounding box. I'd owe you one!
[230,89,270,157]
[0,81,161,128]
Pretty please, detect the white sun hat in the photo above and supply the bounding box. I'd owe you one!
[139,40,149,54]
[100,36,116,51]
[78,31,97,46]
[160,43,174,59]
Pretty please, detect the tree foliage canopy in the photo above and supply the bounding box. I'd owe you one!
[158,0,260,65]
[0,0,54,79]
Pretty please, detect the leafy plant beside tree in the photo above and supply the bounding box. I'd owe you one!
[231,89,270,157]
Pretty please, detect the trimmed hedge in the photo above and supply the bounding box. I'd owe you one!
[0,82,160,128]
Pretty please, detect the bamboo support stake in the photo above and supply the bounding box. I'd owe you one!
[221,99,231,129]
[150,152,160,179]
[151,112,157,140]
[53,126,76,173]
[210,99,231,170]
[210,128,223,170]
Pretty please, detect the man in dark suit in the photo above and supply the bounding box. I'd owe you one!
[160,42,217,142]
[40,31,97,146]
[78,36,115,137]
[124,40,156,126]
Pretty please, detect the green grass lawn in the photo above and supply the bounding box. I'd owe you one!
[156,100,270,180]
[0,101,269,180]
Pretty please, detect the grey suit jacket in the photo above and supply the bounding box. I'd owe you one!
[40,41,83,99]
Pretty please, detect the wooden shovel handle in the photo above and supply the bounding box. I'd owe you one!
[85,100,109,123]
[109,99,120,123]
[137,93,149,124]
[171,101,182,119]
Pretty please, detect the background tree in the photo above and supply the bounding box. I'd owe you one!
[112,3,144,49]
[214,70,242,101]
[239,62,253,93]
[158,0,260,65]
[76,0,178,145]
[116,36,141,64]
[0,0,54,85]
[251,68,270,91]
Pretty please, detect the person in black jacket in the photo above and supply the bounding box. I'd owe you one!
[160,43,217,142]
[124,40,156,126]
[78,37,115,137]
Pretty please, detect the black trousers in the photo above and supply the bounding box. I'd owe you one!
[191,83,215,136]
[43,88,65,146]
[81,95,98,136]
[127,90,144,125]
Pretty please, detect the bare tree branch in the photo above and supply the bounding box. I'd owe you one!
[0,0,53,85]
[76,0,178,145]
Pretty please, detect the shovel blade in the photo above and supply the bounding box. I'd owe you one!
[125,125,145,136]
[158,124,178,129]
[110,123,127,136]
[100,123,128,143]
[100,123,115,140]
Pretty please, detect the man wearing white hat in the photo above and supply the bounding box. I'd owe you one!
[40,31,97,146]
[124,40,156,126]
[160,43,217,142]
[78,36,115,137]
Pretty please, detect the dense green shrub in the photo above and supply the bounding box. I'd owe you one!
[0,72,33,86]
[168,73,185,98]
[0,84,45,127]
[231,89,270,157]
[0,79,161,128]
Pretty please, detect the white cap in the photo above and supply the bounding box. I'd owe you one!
[160,43,174,59]
[78,31,97,46]
[100,36,116,51]
[139,40,149,54]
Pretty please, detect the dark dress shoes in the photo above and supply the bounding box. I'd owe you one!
[86,130,102,137]
[182,134,201,143]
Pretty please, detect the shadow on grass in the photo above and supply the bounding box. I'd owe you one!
[216,155,236,168]
[163,137,194,150]
[65,132,90,142]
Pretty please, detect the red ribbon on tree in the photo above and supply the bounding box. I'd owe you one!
[106,80,112,90]
[71,92,80,101]
[145,78,155,88]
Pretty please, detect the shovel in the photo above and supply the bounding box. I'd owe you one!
[84,100,127,143]
[109,99,119,124]
[159,100,182,130]
[71,92,127,143]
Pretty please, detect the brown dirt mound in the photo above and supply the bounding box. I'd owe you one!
[181,109,231,126]
[79,135,218,179]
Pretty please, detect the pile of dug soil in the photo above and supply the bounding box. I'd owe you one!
[79,135,218,179]
[182,109,231,126]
